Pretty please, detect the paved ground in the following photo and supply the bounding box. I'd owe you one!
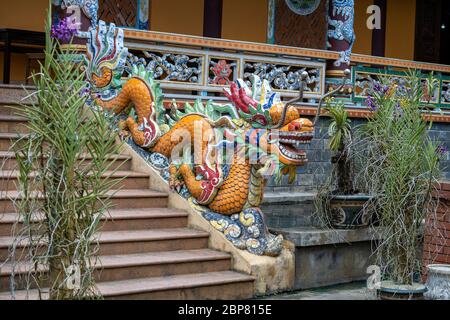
[259,282,376,300]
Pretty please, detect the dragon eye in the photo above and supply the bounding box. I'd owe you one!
[288,122,302,131]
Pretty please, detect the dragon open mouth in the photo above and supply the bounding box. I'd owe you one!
[277,131,313,161]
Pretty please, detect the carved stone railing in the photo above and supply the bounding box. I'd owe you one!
[352,66,440,105]
[122,29,450,121]
[124,34,326,101]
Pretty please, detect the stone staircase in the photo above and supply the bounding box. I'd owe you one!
[0,86,254,300]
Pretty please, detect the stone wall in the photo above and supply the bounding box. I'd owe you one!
[265,116,450,194]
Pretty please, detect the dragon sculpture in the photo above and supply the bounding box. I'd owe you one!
[86,22,314,256]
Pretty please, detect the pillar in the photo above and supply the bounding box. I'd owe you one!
[371,0,387,57]
[203,0,223,38]
[267,0,276,44]
[327,0,355,76]
[137,0,150,30]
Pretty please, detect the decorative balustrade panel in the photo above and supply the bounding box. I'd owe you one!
[441,78,450,107]
[242,56,322,94]
[353,66,444,108]
[121,29,450,118]
[125,43,326,99]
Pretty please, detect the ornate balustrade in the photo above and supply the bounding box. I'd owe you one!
[123,30,326,101]
[122,28,450,121]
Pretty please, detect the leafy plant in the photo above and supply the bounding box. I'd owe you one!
[8,4,122,299]
[324,101,354,195]
[356,70,442,285]
[313,99,362,229]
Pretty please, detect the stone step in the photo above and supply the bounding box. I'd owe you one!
[0,105,27,116]
[0,170,150,191]
[96,228,210,256]
[0,228,209,260]
[0,151,132,171]
[0,115,28,134]
[0,208,189,237]
[0,85,36,107]
[0,133,114,152]
[0,249,231,290]
[0,189,169,212]
[0,271,255,300]
[0,133,29,151]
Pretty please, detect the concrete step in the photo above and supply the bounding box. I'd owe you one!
[96,228,210,256]
[0,85,36,107]
[0,133,29,151]
[0,133,114,152]
[0,249,231,290]
[0,105,28,116]
[0,151,132,171]
[0,189,169,212]
[0,115,28,134]
[0,208,188,236]
[0,228,209,260]
[0,170,150,191]
[0,271,255,300]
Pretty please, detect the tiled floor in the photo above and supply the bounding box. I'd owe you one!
[260,282,376,300]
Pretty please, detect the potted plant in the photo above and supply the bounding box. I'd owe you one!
[359,71,442,299]
[315,101,372,229]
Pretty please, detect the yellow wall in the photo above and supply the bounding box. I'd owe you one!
[0,0,423,83]
[0,0,48,82]
[222,0,268,43]
[150,0,204,36]
[0,53,29,84]
[0,0,48,32]
[385,0,416,60]
[353,0,373,55]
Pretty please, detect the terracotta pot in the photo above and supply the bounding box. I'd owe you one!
[424,264,450,300]
[378,281,427,300]
[329,194,372,229]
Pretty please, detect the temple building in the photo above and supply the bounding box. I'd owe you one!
[2,0,449,83]
[0,0,449,300]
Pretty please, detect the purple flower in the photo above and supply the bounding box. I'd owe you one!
[80,86,90,97]
[366,95,377,111]
[436,145,449,155]
[393,103,403,119]
[51,17,80,42]
[373,82,389,95]
[373,82,382,93]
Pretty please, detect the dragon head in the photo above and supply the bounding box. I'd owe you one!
[224,76,314,166]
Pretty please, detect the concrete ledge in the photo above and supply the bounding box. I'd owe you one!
[118,142,295,296]
[272,227,382,247]
[261,192,317,229]
[263,192,316,204]
[271,226,381,290]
